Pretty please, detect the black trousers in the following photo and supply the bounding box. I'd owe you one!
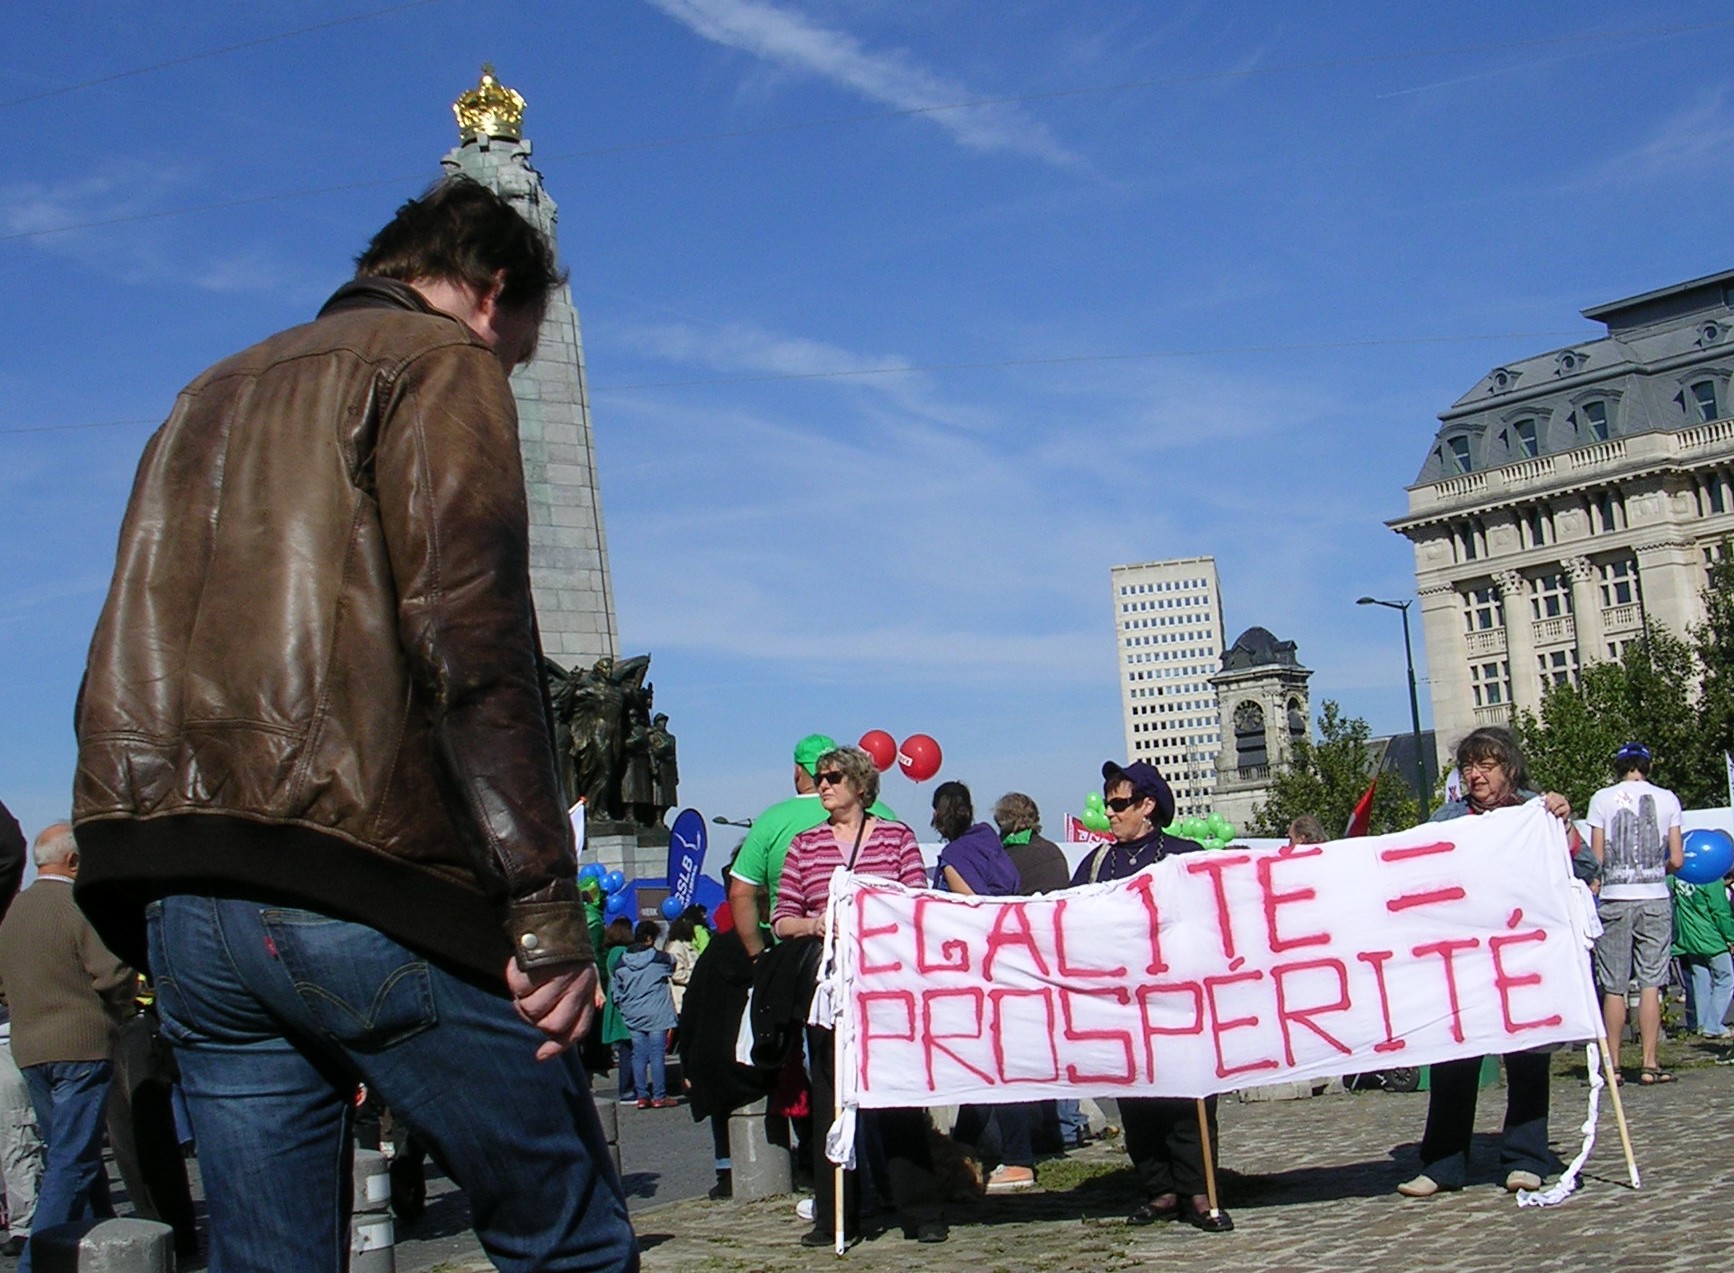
[107,1012,197,1258]
[1417,1052,1551,1188]
[807,1026,942,1236]
[1120,1095,1217,1198]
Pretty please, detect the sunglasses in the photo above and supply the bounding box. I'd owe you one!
[815,771,847,787]
[1105,795,1143,813]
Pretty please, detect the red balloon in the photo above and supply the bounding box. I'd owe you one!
[858,730,897,772]
[896,733,942,782]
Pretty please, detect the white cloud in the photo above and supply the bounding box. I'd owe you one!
[0,161,320,296]
[595,317,1339,687]
[642,0,1080,167]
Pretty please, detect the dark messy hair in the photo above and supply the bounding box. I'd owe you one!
[355,177,565,313]
[604,918,634,948]
[931,781,974,842]
[633,920,660,945]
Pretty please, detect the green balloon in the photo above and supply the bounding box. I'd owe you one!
[1220,821,1237,842]
[1085,792,1106,812]
[1082,808,1110,832]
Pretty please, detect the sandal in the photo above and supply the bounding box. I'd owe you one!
[1638,1067,1675,1085]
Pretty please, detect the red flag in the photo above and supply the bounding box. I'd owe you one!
[1344,779,1378,838]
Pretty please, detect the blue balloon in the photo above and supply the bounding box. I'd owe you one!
[579,862,605,883]
[603,870,626,894]
[604,895,631,920]
[660,897,684,921]
[1679,828,1734,885]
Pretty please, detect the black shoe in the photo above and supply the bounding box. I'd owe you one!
[801,1229,858,1250]
[1181,1202,1233,1233]
[911,1221,948,1243]
[2,1236,25,1257]
[707,1169,733,1200]
[1128,1195,1179,1226]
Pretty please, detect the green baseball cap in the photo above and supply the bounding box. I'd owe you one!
[793,733,839,775]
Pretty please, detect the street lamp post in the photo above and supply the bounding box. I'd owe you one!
[1357,596,1428,810]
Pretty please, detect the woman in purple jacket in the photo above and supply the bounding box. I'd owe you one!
[930,782,1036,1192]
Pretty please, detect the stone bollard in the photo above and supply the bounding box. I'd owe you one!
[30,1218,174,1273]
[728,1098,792,1201]
[352,1147,396,1273]
[593,1097,623,1178]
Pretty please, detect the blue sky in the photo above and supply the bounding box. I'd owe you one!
[3,2,1732,849]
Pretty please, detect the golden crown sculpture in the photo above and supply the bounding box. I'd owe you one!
[453,64,525,142]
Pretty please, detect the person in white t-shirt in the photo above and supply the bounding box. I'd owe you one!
[1587,742,1685,1085]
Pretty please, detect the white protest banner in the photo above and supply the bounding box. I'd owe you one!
[823,801,1601,1109]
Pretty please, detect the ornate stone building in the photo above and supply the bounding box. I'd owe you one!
[1390,269,1734,763]
[1209,628,1312,829]
[443,68,618,666]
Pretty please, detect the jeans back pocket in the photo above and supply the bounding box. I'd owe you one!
[261,910,438,1051]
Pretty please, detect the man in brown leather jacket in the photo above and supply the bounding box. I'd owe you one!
[72,179,637,1271]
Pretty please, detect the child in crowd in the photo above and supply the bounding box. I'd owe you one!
[610,921,680,1107]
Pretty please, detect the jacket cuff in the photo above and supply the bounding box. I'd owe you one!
[505,895,594,971]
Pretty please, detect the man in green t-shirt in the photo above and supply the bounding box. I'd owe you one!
[727,733,896,958]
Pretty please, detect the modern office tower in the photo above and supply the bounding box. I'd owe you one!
[1110,556,1228,820]
[1390,268,1734,764]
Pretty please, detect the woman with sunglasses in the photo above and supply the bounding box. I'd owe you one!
[771,746,944,1246]
[1072,759,1233,1233]
[1397,725,1583,1200]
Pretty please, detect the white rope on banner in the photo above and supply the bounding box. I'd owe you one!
[1515,1041,1612,1207]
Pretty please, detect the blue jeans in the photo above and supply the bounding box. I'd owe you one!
[629,1030,666,1102]
[20,1060,115,1273]
[1683,952,1734,1036]
[1056,1099,1087,1146]
[147,895,637,1273]
[615,1040,637,1101]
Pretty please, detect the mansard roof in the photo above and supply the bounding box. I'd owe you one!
[1221,626,1299,670]
[1412,268,1734,486]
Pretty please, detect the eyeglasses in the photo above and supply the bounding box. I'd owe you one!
[1462,759,1505,774]
[815,771,847,787]
[1105,795,1142,813]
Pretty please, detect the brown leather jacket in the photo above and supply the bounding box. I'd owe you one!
[73,280,589,984]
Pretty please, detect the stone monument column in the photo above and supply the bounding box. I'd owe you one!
[443,67,618,667]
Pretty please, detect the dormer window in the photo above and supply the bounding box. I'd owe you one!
[1511,418,1539,458]
[1490,367,1518,392]
[1557,350,1586,374]
[1576,399,1610,442]
[1445,435,1472,473]
[1689,379,1721,423]
[1702,322,1723,346]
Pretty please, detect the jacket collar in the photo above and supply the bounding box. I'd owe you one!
[317,277,443,321]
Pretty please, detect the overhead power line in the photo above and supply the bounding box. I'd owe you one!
[0,329,1585,435]
[2,18,1727,243]
[0,1,441,110]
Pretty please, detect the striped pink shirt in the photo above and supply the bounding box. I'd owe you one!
[772,819,927,924]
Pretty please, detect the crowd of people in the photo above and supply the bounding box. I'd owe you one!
[0,171,1723,1271]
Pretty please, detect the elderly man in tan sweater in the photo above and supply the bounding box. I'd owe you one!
[0,824,134,1264]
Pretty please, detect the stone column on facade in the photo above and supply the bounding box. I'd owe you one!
[1494,568,1536,720]
[1415,582,1467,764]
[1562,555,1601,667]
[1634,538,1707,636]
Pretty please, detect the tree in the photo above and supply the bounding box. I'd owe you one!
[1685,544,1734,805]
[1251,700,1419,838]
[1514,543,1733,811]
[1514,630,1697,814]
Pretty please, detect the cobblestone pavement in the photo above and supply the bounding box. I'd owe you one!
[603,1057,1734,1273]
